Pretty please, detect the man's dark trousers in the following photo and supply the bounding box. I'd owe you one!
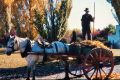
[82,27,91,40]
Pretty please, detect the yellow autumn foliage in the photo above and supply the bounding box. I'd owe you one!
[4,0,14,5]
[3,0,47,39]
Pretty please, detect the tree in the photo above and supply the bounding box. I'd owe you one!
[104,24,115,34]
[7,0,73,41]
[2,0,72,42]
[3,0,72,41]
[34,0,72,42]
[70,30,77,43]
[2,0,47,39]
[4,0,15,33]
[34,10,47,39]
[97,24,115,40]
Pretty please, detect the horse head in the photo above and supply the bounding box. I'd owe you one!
[5,35,31,58]
[5,35,18,55]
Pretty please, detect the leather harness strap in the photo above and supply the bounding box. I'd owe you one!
[63,43,68,53]
[42,42,47,64]
[54,43,58,53]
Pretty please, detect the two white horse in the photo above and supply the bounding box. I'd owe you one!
[5,35,70,80]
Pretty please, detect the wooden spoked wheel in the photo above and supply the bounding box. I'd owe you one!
[68,57,84,77]
[83,48,114,80]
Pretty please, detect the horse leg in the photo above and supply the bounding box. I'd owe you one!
[32,64,36,80]
[26,55,37,80]
[32,55,44,80]
[27,61,36,80]
[26,61,36,80]
[26,66,31,80]
[64,60,70,80]
[26,54,39,80]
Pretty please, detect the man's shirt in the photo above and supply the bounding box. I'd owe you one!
[81,14,93,28]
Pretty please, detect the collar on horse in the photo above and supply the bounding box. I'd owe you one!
[21,39,31,58]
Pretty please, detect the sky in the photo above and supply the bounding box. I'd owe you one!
[68,0,118,30]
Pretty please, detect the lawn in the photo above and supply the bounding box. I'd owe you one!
[0,48,27,68]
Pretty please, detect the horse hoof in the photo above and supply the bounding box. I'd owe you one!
[26,78,30,80]
[64,76,70,80]
[32,78,35,80]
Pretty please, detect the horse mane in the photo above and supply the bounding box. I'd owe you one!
[21,39,31,58]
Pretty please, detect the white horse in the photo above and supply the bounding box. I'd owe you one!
[5,35,69,80]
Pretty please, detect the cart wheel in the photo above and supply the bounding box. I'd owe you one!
[68,57,84,77]
[83,48,114,80]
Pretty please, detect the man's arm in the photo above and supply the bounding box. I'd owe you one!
[81,15,84,27]
[90,15,94,22]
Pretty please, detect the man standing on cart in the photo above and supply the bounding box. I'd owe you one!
[81,8,94,40]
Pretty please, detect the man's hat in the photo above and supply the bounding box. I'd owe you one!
[84,8,89,12]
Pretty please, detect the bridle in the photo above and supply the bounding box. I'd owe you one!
[7,37,17,52]
[8,43,15,52]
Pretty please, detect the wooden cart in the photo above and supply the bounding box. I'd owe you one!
[62,44,114,80]
[37,41,114,80]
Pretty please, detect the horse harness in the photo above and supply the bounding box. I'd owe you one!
[36,41,68,63]
[21,39,31,58]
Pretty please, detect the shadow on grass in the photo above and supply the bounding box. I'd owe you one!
[0,48,5,55]
[114,56,120,65]
[0,62,65,80]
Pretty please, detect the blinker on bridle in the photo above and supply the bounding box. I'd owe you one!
[8,39,18,52]
[8,43,15,52]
